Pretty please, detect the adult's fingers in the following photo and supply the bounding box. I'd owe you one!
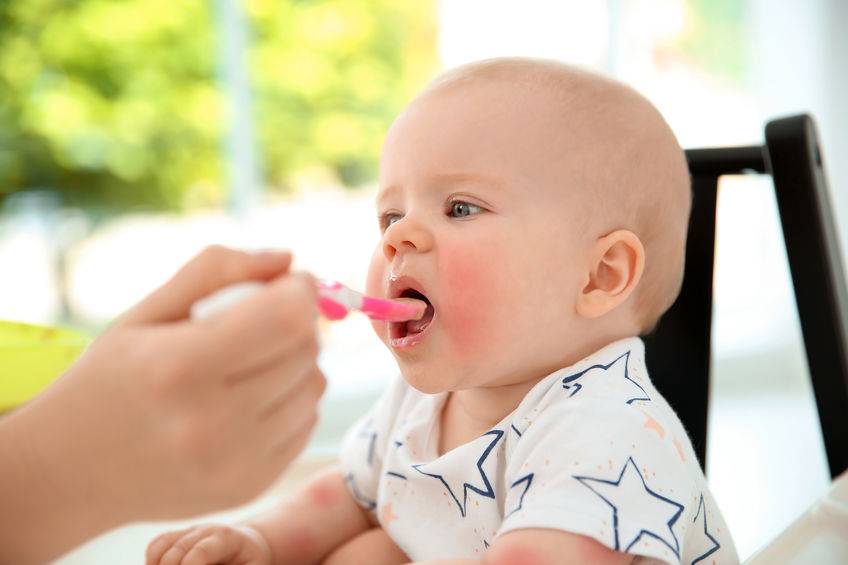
[202,271,319,374]
[256,364,327,424]
[121,246,293,326]
[205,366,324,497]
[225,336,319,414]
[207,407,321,520]
[259,366,326,451]
[267,400,321,468]
[122,270,318,389]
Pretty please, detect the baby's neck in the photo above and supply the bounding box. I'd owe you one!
[437,374,548,455]
[436,333,631,455]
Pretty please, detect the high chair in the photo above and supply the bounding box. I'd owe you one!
[642,115,848,561]
[641,114,848,479]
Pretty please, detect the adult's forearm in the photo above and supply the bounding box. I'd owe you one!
[0,380,127,563]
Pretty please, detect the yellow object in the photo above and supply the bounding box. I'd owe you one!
[0,320,90,413]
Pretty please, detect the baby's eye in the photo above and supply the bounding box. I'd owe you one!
[379,212,403,232]
[447,200,483,218]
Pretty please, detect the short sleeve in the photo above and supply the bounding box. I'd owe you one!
[338,375,409,512]
[498,395,697,565]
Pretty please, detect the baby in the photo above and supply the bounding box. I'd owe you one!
[147,58,738,565]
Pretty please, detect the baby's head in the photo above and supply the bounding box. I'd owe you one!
[366,58,691,394]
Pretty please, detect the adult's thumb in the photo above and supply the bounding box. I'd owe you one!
[118,246,293,325]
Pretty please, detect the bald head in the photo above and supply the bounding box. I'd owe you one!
[414,58,691,334]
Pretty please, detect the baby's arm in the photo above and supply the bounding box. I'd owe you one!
[410,529,632,565]
[245,466,377,564]
[147,466,380,565]
[324,527,409,565]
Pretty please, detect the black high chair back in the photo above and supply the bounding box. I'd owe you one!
[642,114,848,479]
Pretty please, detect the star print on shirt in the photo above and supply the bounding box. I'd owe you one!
[345,472,376,510]
[505,473,534,518]
[384,437,407,479]
[412,429,503,518]
[574,457,684,558]
[357,419,377,466]
[690,494,720,564]
[381,502,399,524]
[561,350,651,405]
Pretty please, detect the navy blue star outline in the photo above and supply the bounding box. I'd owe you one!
[561,350,650,404]
[510,424,523,437]
[383,438,407,480]
[560,373,584,397]
[574,457,684,558]
[505,473,534,518]
[691,493,720,564]
[344,472,376,510]
[412,429,504,518]
[357,420,377,466]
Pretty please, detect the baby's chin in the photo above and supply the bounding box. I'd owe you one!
[398,365,453,395]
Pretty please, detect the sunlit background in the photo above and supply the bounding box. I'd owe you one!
[1,0,846,562]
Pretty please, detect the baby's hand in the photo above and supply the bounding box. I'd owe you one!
[146,524,271,565]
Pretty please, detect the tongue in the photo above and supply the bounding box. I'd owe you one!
[406,302,434,334]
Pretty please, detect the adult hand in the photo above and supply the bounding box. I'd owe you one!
[0,246,326,564]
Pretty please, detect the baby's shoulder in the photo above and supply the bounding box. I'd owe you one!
[505,357,700,477]
[511,341,682,435]
[515,365,656,424]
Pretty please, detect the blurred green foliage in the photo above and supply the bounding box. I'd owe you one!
[680,0,747,83]
[0,0,437,211]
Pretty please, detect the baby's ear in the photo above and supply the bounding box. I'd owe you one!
[575,230,645,320]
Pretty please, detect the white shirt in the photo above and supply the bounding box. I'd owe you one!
[339,336,738,564]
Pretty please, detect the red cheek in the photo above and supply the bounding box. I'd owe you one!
[439,245,501,356]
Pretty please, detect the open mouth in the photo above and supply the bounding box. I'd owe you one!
[390,288,435,341]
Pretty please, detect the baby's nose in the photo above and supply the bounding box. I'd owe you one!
[382,217,434,258]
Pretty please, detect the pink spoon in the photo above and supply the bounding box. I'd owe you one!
[191,279,426,323]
